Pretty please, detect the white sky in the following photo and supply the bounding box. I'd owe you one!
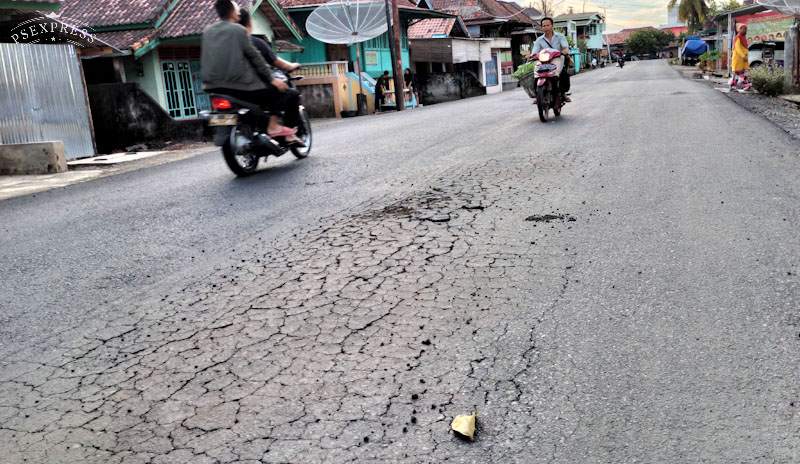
[513,1,670,33]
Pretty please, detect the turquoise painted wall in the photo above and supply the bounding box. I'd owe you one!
[293,36,327,63]
[124,50,165,108]
[350,30,410,78]
[290,32,411,78]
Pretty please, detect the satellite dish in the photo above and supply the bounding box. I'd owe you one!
[756,0,800,16]
[306,0,388,45]
[306,0,390,115]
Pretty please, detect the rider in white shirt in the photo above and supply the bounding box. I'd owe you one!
[531,17,572,102]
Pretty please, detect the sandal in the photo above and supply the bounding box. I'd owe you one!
[267,126,297,138]
[286,136,306,148]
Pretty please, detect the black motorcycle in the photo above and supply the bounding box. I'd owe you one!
[202,72,312,177]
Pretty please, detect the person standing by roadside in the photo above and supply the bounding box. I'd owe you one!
[375,70,390,112]
[731,23,751,90]
[403,68,418,104]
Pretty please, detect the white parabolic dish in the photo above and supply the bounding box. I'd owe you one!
[756,0,800,16]
[306,0,389,45]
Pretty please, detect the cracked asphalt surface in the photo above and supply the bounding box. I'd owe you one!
[2,61,800,462]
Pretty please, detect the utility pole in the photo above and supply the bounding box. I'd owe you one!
[384,0,405,111]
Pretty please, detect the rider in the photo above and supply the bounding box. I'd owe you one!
[531,17,571,102]
[237,9,304,145]
[201,0,295,139]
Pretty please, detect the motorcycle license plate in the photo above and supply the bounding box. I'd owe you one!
[208,114,238,126]
[536,63,557,73]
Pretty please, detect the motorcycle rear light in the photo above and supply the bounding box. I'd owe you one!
[211,97,233,111]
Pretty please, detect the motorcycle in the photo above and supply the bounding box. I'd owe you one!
[522,48,566,123]
[201,71,312,177]
[618,57,625,68]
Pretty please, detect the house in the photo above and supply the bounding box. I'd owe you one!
[60,0,303,120]
[275,0,452,115]
[521,6,543,22]
[430,0,535,91]
[48,0,304,152]
[604,26,657,59]
[711,3,794,75]
[554,11,605,68]
[408,17,491,104]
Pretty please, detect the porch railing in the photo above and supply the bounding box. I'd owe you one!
[299,61,349,78]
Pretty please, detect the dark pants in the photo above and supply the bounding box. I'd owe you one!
[560,63,571,94]
[207,86,300,128]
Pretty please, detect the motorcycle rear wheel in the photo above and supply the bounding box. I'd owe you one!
[223,127,259,177]
[536,86,549,123]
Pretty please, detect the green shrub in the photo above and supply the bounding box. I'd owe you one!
[513,62,536,80]
[749,66,785,96]
[698,50,720,63]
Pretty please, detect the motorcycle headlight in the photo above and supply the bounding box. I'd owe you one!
[539,52,551,62]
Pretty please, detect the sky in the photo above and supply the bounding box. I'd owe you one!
[514,0,670,33]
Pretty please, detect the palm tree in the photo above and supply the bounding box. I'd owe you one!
[668,0,710,33]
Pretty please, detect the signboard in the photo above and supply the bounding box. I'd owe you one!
[746,16,794,42]
[365,50,378,66]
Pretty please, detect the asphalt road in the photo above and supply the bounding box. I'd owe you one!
[2,60,799,463]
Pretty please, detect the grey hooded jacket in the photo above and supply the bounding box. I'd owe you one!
[201,20,273,91]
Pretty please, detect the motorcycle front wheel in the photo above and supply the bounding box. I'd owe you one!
[536,85,549,123]
[222,126,259,177]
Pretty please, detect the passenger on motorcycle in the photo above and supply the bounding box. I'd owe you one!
[201,0,296,139]
[531,17,571,102]
[237,9,304,145]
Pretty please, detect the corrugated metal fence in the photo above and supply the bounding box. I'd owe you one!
[0,43,95,160]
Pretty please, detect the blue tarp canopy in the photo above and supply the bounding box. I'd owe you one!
[682,38,709,57]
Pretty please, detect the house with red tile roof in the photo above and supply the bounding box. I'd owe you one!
[552,11,605,72]
[604,27,657,58]
[56,0,303,119]
[407,15,499,104]
[274,0,453,113]
[426,0,536,92]
[277,0,449,78]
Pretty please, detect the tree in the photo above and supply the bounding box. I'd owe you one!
[625,29,676,56]
[536,0,565,18]
[707,0,741,17]
[667,0,710,33]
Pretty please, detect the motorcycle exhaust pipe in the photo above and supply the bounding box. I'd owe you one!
[252,133,284,156]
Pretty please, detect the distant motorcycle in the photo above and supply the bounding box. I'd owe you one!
[618,57,625,68]
[201,70,312,177]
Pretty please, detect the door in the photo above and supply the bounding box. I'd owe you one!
[162,60,198,119]
[485,52,499,86]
